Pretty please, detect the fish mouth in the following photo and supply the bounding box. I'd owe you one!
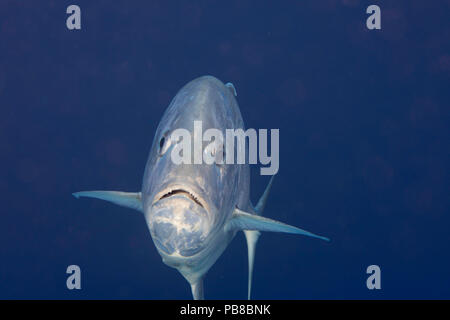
[153,186,206,210]
[149,185,212,258]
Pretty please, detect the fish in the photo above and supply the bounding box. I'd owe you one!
[73,75,329,299]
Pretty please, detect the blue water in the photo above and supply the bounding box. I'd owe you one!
[0,1,449,299]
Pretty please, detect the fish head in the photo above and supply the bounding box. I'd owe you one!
[142,76,243,264]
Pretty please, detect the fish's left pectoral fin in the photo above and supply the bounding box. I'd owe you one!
[72,191,143,212]
[227,208,330,242]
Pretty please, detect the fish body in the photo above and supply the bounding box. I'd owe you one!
[73,76,329,299]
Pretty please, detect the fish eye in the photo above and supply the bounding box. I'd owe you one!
[214,146,226,167]
[158,131,171,155]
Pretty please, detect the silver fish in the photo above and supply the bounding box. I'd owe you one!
[73,75,329,299]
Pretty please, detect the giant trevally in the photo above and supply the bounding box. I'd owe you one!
[73,75,329,299]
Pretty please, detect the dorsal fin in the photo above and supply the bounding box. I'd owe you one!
[225,82,237,96]
[255,175,274,214]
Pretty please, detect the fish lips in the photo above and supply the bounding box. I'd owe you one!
[147,195,211,258]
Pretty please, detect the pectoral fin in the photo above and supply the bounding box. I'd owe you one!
[228,208,329,242]
[72,191,143,212]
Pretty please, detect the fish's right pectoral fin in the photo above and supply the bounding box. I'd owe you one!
[227,208,330,242]
[72,190,143,212]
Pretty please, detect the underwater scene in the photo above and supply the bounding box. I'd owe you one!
[0,1,449,300]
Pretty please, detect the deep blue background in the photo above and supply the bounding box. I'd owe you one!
[0,1,449,299]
